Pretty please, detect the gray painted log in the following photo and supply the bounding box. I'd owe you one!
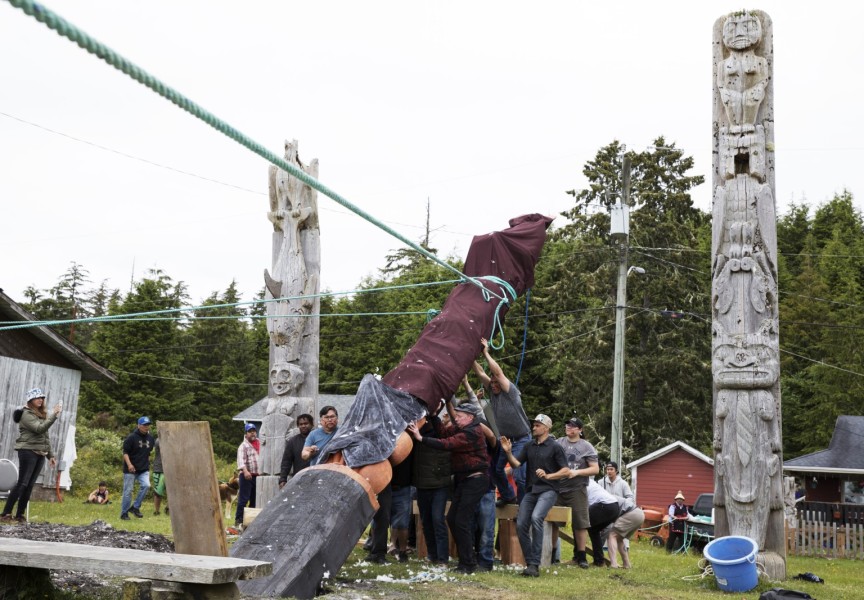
[0,538,271,584]
[711,9,785,579]
[231,465,377,599]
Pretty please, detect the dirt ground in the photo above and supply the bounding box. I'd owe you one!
[0,520,424,599]
[0,519,174,598]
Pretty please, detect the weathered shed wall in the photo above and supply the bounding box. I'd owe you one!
[0,356,81,490]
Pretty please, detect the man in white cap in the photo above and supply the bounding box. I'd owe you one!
[501,414,569,577]
[666,490,691,553]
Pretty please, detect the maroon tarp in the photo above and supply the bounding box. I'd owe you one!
[382,213,553,412]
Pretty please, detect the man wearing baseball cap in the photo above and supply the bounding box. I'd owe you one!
[556,416,599,568]
[120,416,155,520]
[501,414,569,577]
[235,422,261,528]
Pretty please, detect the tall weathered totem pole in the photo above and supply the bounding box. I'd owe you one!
[711,10,786,578]
[258,140,320,481]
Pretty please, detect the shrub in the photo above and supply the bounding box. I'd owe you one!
[69,424,125,499]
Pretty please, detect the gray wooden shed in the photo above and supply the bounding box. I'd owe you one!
[0,288,115,494]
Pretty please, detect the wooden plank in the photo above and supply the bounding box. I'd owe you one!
[496,504,570,523]
[159,421,227,557]
[540,522,559,566]
[0,538,270,584]
[231,464,377,599]
[497,518,524,566]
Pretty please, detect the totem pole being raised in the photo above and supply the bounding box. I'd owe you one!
[258,140,319,479]
[711,10,785,578]
[232,214,552,598]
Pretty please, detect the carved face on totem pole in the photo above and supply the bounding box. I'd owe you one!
[713,333,779,390]
[270,362,305,396]
[723,13,762,50]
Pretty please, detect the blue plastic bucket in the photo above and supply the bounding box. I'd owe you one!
[702,535,759,593]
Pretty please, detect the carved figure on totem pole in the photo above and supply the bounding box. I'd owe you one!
[259,140,320,475]
[712,10,785,577]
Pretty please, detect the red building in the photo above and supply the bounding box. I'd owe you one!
[628,441,714,509]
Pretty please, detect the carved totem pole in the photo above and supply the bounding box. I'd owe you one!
[258,140,319,480]
[711,11,786,578]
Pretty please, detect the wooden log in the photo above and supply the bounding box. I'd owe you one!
[256,475,280,507]
[243,507,262,528]
[158,421,227,557]
[122,578,152,600]
[540,522,559,566]
[231,464,377,599]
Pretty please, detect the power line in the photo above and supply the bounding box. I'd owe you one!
[780,349,864,379]
[0,110,265,196]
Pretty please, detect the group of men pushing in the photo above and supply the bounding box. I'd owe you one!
[246,337,642,576]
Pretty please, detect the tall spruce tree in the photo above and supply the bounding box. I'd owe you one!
[527,138,711,462]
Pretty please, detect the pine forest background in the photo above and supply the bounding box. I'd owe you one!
[13,138,862,465]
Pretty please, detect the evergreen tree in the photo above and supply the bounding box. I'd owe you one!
[80,270,192,428]
[184,281,264,459]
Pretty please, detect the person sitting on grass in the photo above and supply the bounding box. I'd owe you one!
[87,481,110,504]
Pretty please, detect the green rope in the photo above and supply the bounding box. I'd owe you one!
[0,279,460,332]
[473,275,517,350]
[5,0,503,301]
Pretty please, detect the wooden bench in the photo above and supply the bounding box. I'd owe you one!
[0,537,271,599]
[411,500,570,567]
[496,504,570,567]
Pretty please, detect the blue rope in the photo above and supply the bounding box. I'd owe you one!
[515,288,531,386]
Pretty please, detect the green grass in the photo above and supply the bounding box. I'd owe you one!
[20,503,862,599]
[328,540,861,599]
[28,499,175,537]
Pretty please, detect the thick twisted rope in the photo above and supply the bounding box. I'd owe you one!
[5,0,501,300]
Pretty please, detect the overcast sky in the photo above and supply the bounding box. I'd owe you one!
[2,1,862,306]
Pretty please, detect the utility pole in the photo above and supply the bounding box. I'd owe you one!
[610,157,631,467]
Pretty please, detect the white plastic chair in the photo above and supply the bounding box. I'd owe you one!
[0,458,28,521]
[0,458,18,503]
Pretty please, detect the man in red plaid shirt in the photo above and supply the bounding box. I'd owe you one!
[235,423,260,527]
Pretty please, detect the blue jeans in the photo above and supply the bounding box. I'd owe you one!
[235,473,257,525]
[390,486,413,530]
[417,487,449,563]
[474,490,496,568]
[494,435,529,501]
[121,471,150,515]
[516,489,558,566]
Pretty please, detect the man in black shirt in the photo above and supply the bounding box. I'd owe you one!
[120,416,155,521]
[278,414,314,488]
[501,414,569,577]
